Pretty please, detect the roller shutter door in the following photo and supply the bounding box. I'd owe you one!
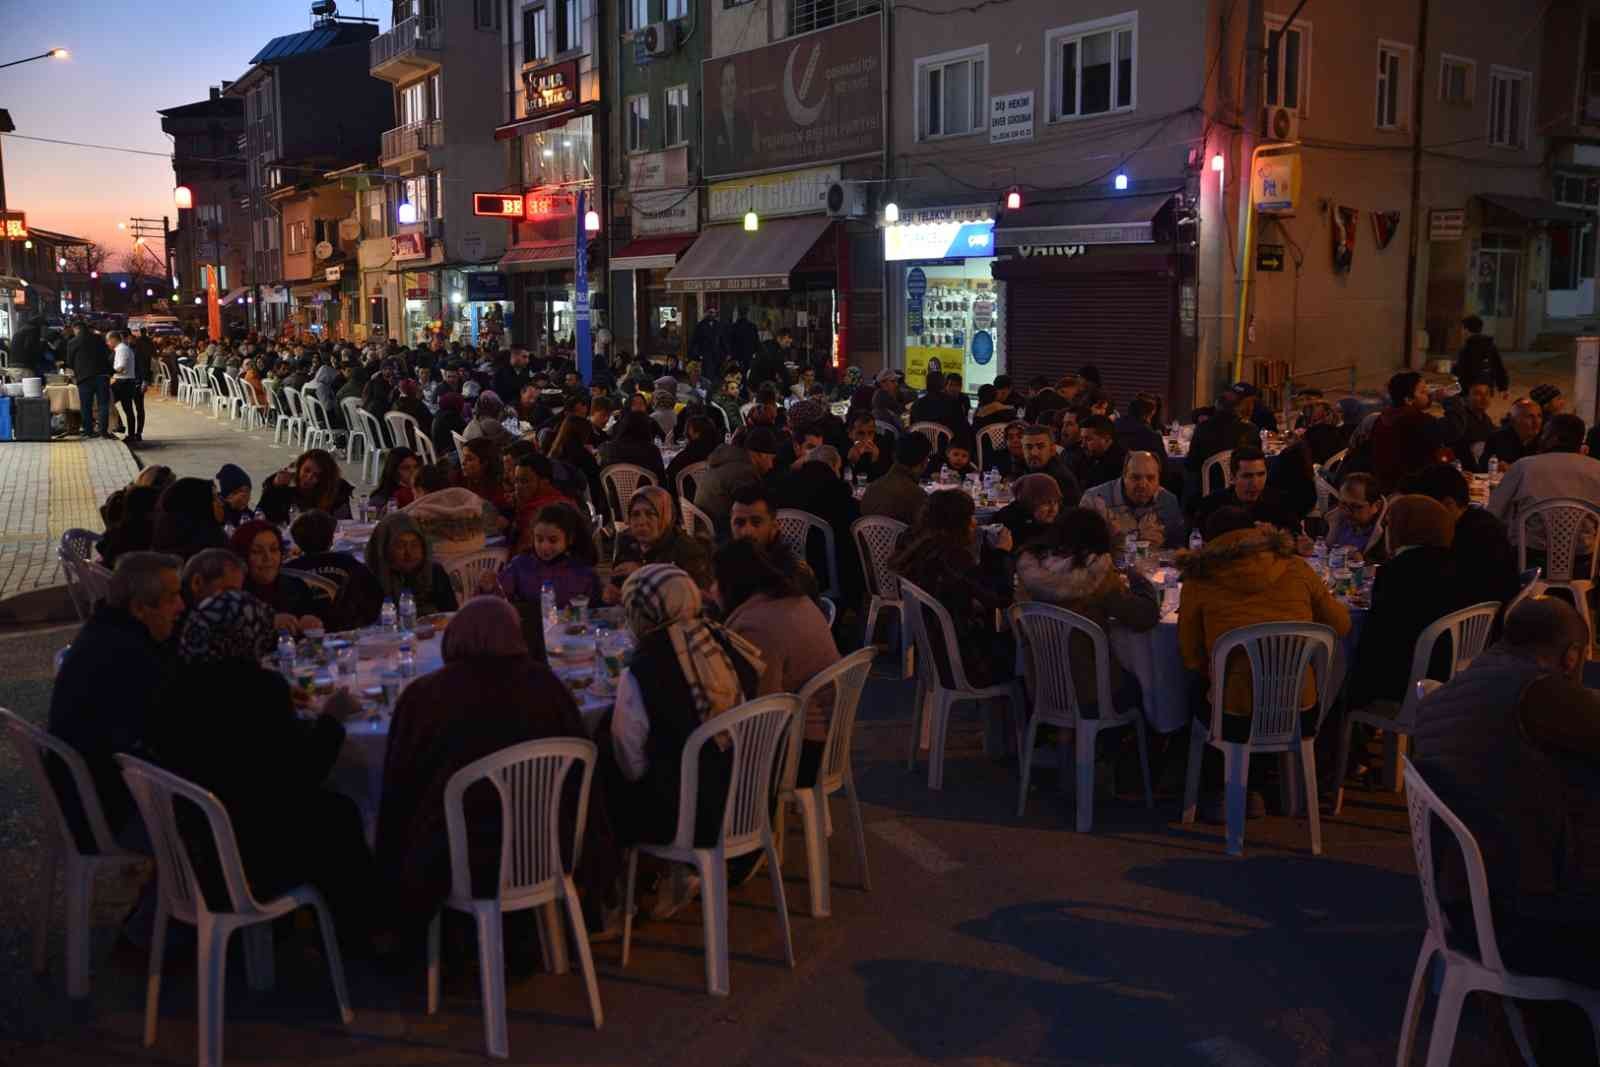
[1004,270,1176,404]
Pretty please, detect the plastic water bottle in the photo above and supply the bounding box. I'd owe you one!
[1124,533,1139,563]
[1188,528,1203,552]
[541,581,558,628]
[1487,456,1500,478]
[380,597,398,633]
[276,631,297,674]
[940,464,952,486]
[397,590,417,632]
[397,630,416,678]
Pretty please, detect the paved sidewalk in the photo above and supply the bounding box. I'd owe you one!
[0,438,139,600]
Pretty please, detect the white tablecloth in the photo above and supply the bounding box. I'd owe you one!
[45,382,124,431]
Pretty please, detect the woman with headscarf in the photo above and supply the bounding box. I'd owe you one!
[463,389,513,445]
[455,437,513,515]
[606,486,711,602]
[605,565,765,847]
[376,596,620,935]
[97,485,161,566]
[431,390,468,458]
[365,511,460,617]
[257,448,355,524]
[1348,494,1475,712]
[151,476,228,561]
[993,472,1064,549]
[650,386,679,441]
[230,519,326,632]
[314,361,342,422]
[149,590,373,940]
[598,411,669,487]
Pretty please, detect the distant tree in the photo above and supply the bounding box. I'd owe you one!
[118,250,163,293]
[63,242,111,277]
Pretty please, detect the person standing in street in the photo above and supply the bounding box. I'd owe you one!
[110,331,143,446]
[66,320,114,438]
[1451,314,1509,396]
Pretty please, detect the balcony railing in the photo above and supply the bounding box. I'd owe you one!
[370,15,442,73]
[381,119,444,162]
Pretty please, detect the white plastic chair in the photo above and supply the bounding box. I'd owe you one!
[1312,464,1337,517]
[451,429,470,460]
[1332,601,1500,812]
[909,421,952,454]
[1010,602,1154,830]
[355,408,393,485]
[301,394,339,452]
[852,516,909,675]
[976,422,1009,471]
[1200,450,1233,496]
[67,559,114,618]
[675,460,709,502]
[443,546,510,602]
[209,373,235,420]
[1514,498,1600,650]
[600,464,657,531]
[339,396,370,465]
[187,366,214,411]
[278,386,307,450]
[818,595,836,628]
[265,384,291,447]
[1396,757,1600,1067]
[621,695,798,997]
[776,508,841,599]
[875,418,902,440]
[1181,622,1337,856]
[681,497,715,541]
[1503,565,1543,622]
[58,528,100,620]
[426,738,603,1058]
[1,708,145,999]
[175,365,193,405]
[898,578,1024,790]
[117,755,353,1067]
[385,410,425,453]
[412,429,438,466]
[775,649,874,918]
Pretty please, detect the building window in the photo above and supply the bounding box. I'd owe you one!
[1488,66,1530,148]
[915,46,988,140]
[1555,173,1600,207]
[555,0,579,54]
[1439,54,1474,105]
[786,0,881,38]
[665,84,689,145]
[626,93,650,153]
[363,189,389,240]
[1046,14,1135,123]
[1375,41,1410,130]
[665,0,686,17]
[474,0,499,29]
[523,6,548,63]
[1264,17,1310,115]
[400,173,441,222]
[625,0,649,31]
[522,114,593,185]
[287,219,309,254]
[1475,233,1521,318]
[219,265,228,290]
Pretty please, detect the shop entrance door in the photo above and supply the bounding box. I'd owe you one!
[1474,234,1521,349]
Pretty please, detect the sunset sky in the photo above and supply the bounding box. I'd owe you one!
[1,0,391,257]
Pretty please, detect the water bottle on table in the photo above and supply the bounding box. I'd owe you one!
[541,581,558,629]
[276,631,297,674]
[398,590,417,632]
[397,630,416,678]
[1188,528,1203,552]
[380,597,398,633]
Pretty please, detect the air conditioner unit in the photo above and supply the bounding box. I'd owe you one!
[824,180,867,219]
[642,21,678,57]
[1263,105,1301,141]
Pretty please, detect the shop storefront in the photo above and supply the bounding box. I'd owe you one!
[992,191,1194,414]
[611,147,699,360]
[452,270,513,348]
[882,205,999,391]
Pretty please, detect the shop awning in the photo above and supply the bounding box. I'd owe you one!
[499,239,575,272]
[220,287,250,306]
[1477,194,1591,223]
[610,234,696,271]
[993,192,1174,248]
[494,103,597,141]
[666,216,833,293]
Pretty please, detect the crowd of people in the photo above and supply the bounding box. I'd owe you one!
[35,314,1600,1054]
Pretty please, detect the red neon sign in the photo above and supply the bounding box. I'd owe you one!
[523,193,576,220]
[473,193,525,219]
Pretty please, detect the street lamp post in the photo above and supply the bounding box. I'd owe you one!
[0,49,69,70]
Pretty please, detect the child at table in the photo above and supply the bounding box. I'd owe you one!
[924,432,981,482]
[493,502,602,609]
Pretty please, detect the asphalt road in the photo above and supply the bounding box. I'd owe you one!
[0,616,1519,1066]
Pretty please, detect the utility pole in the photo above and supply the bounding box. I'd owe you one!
[1401,0,1432,369]
[1233,0,1264,392]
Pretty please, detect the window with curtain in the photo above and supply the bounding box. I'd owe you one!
[917,47,987,139]
[1048,15,1135,121]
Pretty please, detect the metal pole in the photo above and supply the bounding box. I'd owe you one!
[1232,0,1264,388]
[1401,0,1432,368]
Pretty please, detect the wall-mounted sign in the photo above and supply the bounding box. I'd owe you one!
[989,91,1034,144]
[906,266,926,334]
[467,272,509,302]
[708,165,838,222]
[523,60,578,120]
[524,192,577,220]
[1429,208,1466,242]
[633,188,699,237]
[884,218,995,261]
[324,265,343,282]
[701,15,883,179]
[1016,244,1086,258]
[474,193,525,218]
[628,146,689,191]
[391,233,428,261]
[1253,152,1301,215]
[1256,243,1285,272]
[1,211,27,239]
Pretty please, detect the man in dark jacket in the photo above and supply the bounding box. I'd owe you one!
[1406,463,1521,612]
[1184,390,1260,498]
[1371,371,1444,491]
[7,313,47,375]
[1485,398,1542,468]
[1450,314,1509,394]
[1070,415,1127,491]
[729,309,760,370]
[48,552,184,837]
[1019,423,1083,506]
[1194,447,1309,536]
[746,327,793,393]
[1441,379,1497,472]
[65,322,114,437]
[1114,394,1169,465]
[493,345,532,405]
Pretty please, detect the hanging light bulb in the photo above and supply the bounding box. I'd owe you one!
[1005,186,1022,211]
[883,201,899,224]
[744,209,759,232]
[1211,153,1225,173]
[174,185,194,210]
[584,209,601,233]
[397,201,417,225]
[1114,173,1129,191]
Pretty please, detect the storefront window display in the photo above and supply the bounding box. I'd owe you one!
[714,282,837,374]
[448,269,515,349]
[902,260,1002,391]
[522,115,594,187]
[516,271,578,355]
[636,268,686,358]
[402,270,443,346]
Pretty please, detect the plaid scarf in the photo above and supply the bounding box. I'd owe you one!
[621,564,765,723]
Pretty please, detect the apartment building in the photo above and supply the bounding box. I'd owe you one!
[227,14,392,334]
[159,88,251,327]
[369,0,514,347]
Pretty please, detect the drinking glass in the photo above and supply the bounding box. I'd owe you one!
[571,595,590,626]
[379,669,402,710]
